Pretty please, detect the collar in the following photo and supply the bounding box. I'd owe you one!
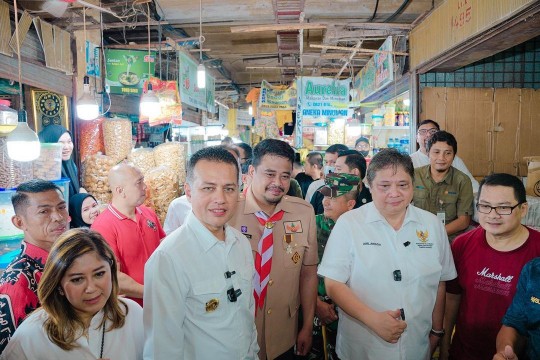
[424,165,454,185]
[363,202,423,228]
[21,241,49,263]
[185,212,238,253]
[243,186,296,216]
[108,204,143,220]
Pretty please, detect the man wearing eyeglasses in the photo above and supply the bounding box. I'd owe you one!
[439,173,540,360]
[410,119,479,192]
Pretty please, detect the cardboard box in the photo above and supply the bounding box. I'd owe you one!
[524,156,540,197]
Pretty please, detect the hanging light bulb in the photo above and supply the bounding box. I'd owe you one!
[248,104,253,116]
[77,76,99,120]
[140,83,161,118]
[7,0,40,162]
[7,110,40,162]
[197,62,206,89]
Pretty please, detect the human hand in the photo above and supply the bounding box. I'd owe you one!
[315,298,338,325]
[429,333,441,356]
[370,309,407,343]
[295,326,313,356]
[493,345,518,360]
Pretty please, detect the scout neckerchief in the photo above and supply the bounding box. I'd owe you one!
[253,210,285,312]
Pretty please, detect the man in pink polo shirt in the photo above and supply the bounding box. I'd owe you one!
[92,163,165,306]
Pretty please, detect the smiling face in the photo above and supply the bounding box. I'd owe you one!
[81,197,99,225]
[428,141,455,174]
[60,251,112,326]
[58,132,74,161]
[370,165,413,220]
[249,155,292,210]
[12,189,69,251]
[122,167,147,207]
[322,195,355,221]
[478,185,528,238]
[185,160,239,240]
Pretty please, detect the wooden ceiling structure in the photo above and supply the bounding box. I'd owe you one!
[15,0,443,100]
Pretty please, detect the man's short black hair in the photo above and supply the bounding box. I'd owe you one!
[187,146,239,185]
[306,152,323,169]
[366,149,414,186]
[478,173,526,204]
[236,143,253,160]
[252,139,294,168]
[337,150,367,180]
[418,119,440,130]
[241,158,252,175]
[12,179,63,215]
[326,144,349,154]
[426,130,457,155]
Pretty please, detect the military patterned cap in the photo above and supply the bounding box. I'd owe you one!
[318,173,360,198]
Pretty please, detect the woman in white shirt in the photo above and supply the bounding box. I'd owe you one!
[1,228,144,360]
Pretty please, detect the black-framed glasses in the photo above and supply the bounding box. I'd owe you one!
[476,202,524,215]
[418,128,438,135]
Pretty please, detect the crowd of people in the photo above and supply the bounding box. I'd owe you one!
[0,124,538,360]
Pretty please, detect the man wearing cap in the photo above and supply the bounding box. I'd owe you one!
[309,173,359,359]
[355,137,371,158]
[310,150,371,215]
[229,139,318,360]
[304,144,349,203]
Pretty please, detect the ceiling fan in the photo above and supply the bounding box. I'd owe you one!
[19,0,118,18]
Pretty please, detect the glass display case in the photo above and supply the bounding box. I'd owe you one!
[171,124,226,157]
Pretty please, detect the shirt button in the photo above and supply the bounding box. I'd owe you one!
[268,280,274,286]
[267,308,272,314]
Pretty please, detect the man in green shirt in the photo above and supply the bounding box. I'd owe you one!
[311,173,359,359]
[413,131,474,237]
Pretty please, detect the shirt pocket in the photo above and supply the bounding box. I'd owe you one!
[441,191,459,220]
[190,277,227,321]
[413,187,429,209]
[284,235,309,269]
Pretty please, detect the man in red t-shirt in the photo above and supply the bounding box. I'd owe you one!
[440,173,540,360]
[91,163,165,306]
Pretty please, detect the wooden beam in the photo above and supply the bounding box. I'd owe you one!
[74,20,169,30]
[310,44,408,56]
[343,22,413,30]
[231,23,327,33]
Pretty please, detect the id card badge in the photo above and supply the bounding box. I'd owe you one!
[437,211,446,225]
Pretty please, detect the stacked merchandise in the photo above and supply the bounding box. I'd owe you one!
[80,118,186,225]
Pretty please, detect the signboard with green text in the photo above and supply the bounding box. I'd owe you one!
[105,49,155,95]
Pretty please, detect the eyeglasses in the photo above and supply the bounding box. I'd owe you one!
[418,128,438,135]
[476,202,523,215]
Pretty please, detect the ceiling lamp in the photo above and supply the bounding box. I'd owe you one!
[139,3,160,118]
[7,0,40,162]
[77,76,100,120]
[77,8,99,120]
[196,0,206,89]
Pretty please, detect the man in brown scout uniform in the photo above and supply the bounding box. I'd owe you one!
[229,139,318,360]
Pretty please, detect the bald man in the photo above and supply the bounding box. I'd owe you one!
[91,163,165,306]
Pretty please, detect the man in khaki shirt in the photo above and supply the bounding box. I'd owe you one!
[229,139,318,360]
[413,131,474,237]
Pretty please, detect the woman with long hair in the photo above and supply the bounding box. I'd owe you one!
[1,228,143,359]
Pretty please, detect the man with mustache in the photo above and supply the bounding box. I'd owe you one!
[0,179,69,353]
[229,139,318,360]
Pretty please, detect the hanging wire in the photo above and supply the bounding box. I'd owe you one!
[199,0,204,63]
[13,0,23,109]
[146,3,151,76]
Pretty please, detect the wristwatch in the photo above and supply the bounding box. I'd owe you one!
[430,328,445,338]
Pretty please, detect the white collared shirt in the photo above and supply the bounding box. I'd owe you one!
[318,202,456,360]
[410,150,479,192]
[1,298,143,360]
[163,195,192,235]
[143,212,258,360]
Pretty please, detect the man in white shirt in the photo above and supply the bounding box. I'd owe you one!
[318,148,456,360]
[162,195,191,235]
[410,119,479,192]
[143,146,258,360]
